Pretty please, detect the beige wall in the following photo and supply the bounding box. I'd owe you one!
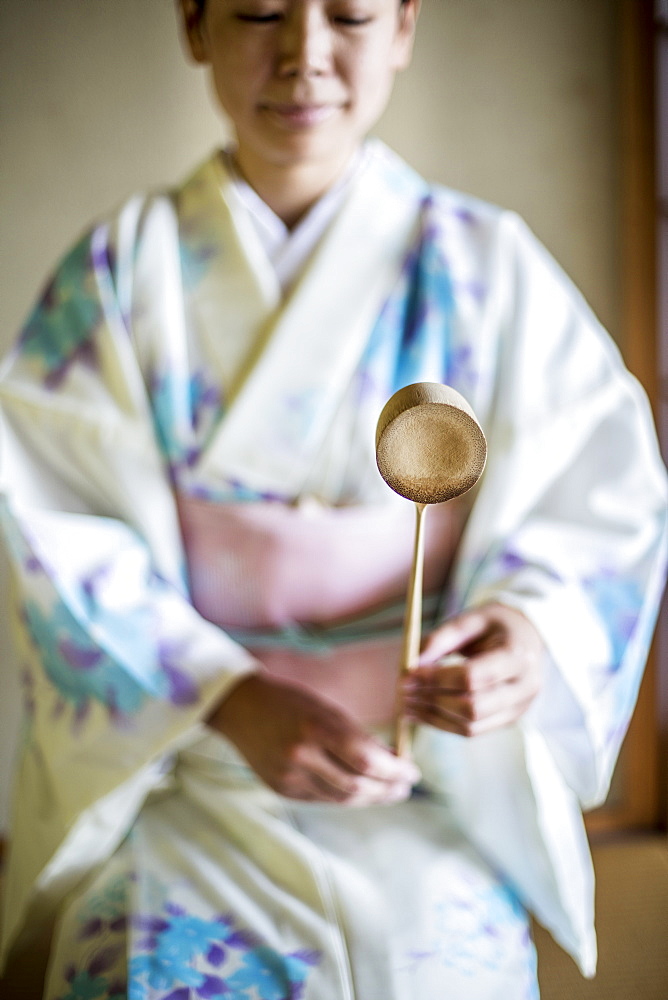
[0,0,620,828]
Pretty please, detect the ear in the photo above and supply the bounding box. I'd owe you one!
[177,0,210,65]
[392,0,420,71]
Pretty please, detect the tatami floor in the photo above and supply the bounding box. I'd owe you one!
[1,836,667,998]
[535,835,668,1000]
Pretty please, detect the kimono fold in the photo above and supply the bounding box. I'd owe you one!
[0,141,666,997]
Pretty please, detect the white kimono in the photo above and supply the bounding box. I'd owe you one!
[0,141,665,1000]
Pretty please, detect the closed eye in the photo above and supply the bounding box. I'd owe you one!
[236,13,281,22]
[334,16,372,24]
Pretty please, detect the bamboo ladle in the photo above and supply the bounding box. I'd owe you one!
[375,382,487,757]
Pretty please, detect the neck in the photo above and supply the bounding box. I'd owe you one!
[232,147,359,229]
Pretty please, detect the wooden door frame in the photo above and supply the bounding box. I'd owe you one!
[586,0,665,837]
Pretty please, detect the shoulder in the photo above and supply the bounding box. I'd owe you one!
[428,182,505,227]
[424,182,526,269]
[76,151,221,268]
[422,181,597,331]
[3,155,215,389]
[32,151,220,311]
[364,143,509,236]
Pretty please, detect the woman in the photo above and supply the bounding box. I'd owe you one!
[0,1,665,997]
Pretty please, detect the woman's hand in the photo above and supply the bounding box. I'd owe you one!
[208,672,421,805]
[401,603,545,737]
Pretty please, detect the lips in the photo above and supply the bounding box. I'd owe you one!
[262,102,341,128]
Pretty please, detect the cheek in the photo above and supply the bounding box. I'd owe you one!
[210,64,254,118]
[209,38,270,106]
[353,59,396,123]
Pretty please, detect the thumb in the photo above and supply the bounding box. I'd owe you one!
[418,608,487,665]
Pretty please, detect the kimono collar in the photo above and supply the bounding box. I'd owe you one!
[219,146,367,295]
[193,142,429,499]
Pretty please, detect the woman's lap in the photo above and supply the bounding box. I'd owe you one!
[44,742,539,1000]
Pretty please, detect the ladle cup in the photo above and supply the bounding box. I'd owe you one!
[375,382,487,756]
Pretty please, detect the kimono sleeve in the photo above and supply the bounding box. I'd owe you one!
[412,206,667,972]
[452,211,668,810]
[0,215,259,963]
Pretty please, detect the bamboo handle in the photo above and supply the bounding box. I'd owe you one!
[394,502,427,757]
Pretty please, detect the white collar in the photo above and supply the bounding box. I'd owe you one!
[220,147,367,293]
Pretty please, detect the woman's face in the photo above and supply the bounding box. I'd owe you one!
[180,0,417,182]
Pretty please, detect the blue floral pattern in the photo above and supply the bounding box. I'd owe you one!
[356,192,484,425]
[19,233,102,388]
[583,568,643,671]
[129,905,319,1000]
[22,596,147,723]
[582,568,651,753]
[1,502,199,729]
[361,200,454,399]
[19,585,199,728]
[150,368,222,474]
[56,899,320,1000]
[179,224,223,291]
[396,868,537,997]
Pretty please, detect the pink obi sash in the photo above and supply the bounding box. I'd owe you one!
[176,493,464,725]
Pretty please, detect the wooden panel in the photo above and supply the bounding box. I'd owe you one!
[586,653,661,836]
[586,0,663,837]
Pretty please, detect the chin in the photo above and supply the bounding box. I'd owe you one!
[268,130,360,169]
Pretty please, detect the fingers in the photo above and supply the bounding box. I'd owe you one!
[403,673,541,738]
[323,726,420,785]
[288,751,417,806]
[402,603,545,737]
[298,717,420,805]
[412,648,517,694]
[210,672,421,805]
[275,730,419,805]
[418,607,493,665]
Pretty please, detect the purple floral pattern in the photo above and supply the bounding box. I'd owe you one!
[582,568,643,672]
[55,898,320,1000]
[150,368,222,477]
[19,233,102,389]
[358,192,484,416]
[396,867,537,998]
[129,905,319,1000]
[1,501,199,730]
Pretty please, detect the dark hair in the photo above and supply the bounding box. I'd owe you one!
[193,0,409,8]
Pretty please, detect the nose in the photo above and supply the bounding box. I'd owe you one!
[277,4,332,78]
